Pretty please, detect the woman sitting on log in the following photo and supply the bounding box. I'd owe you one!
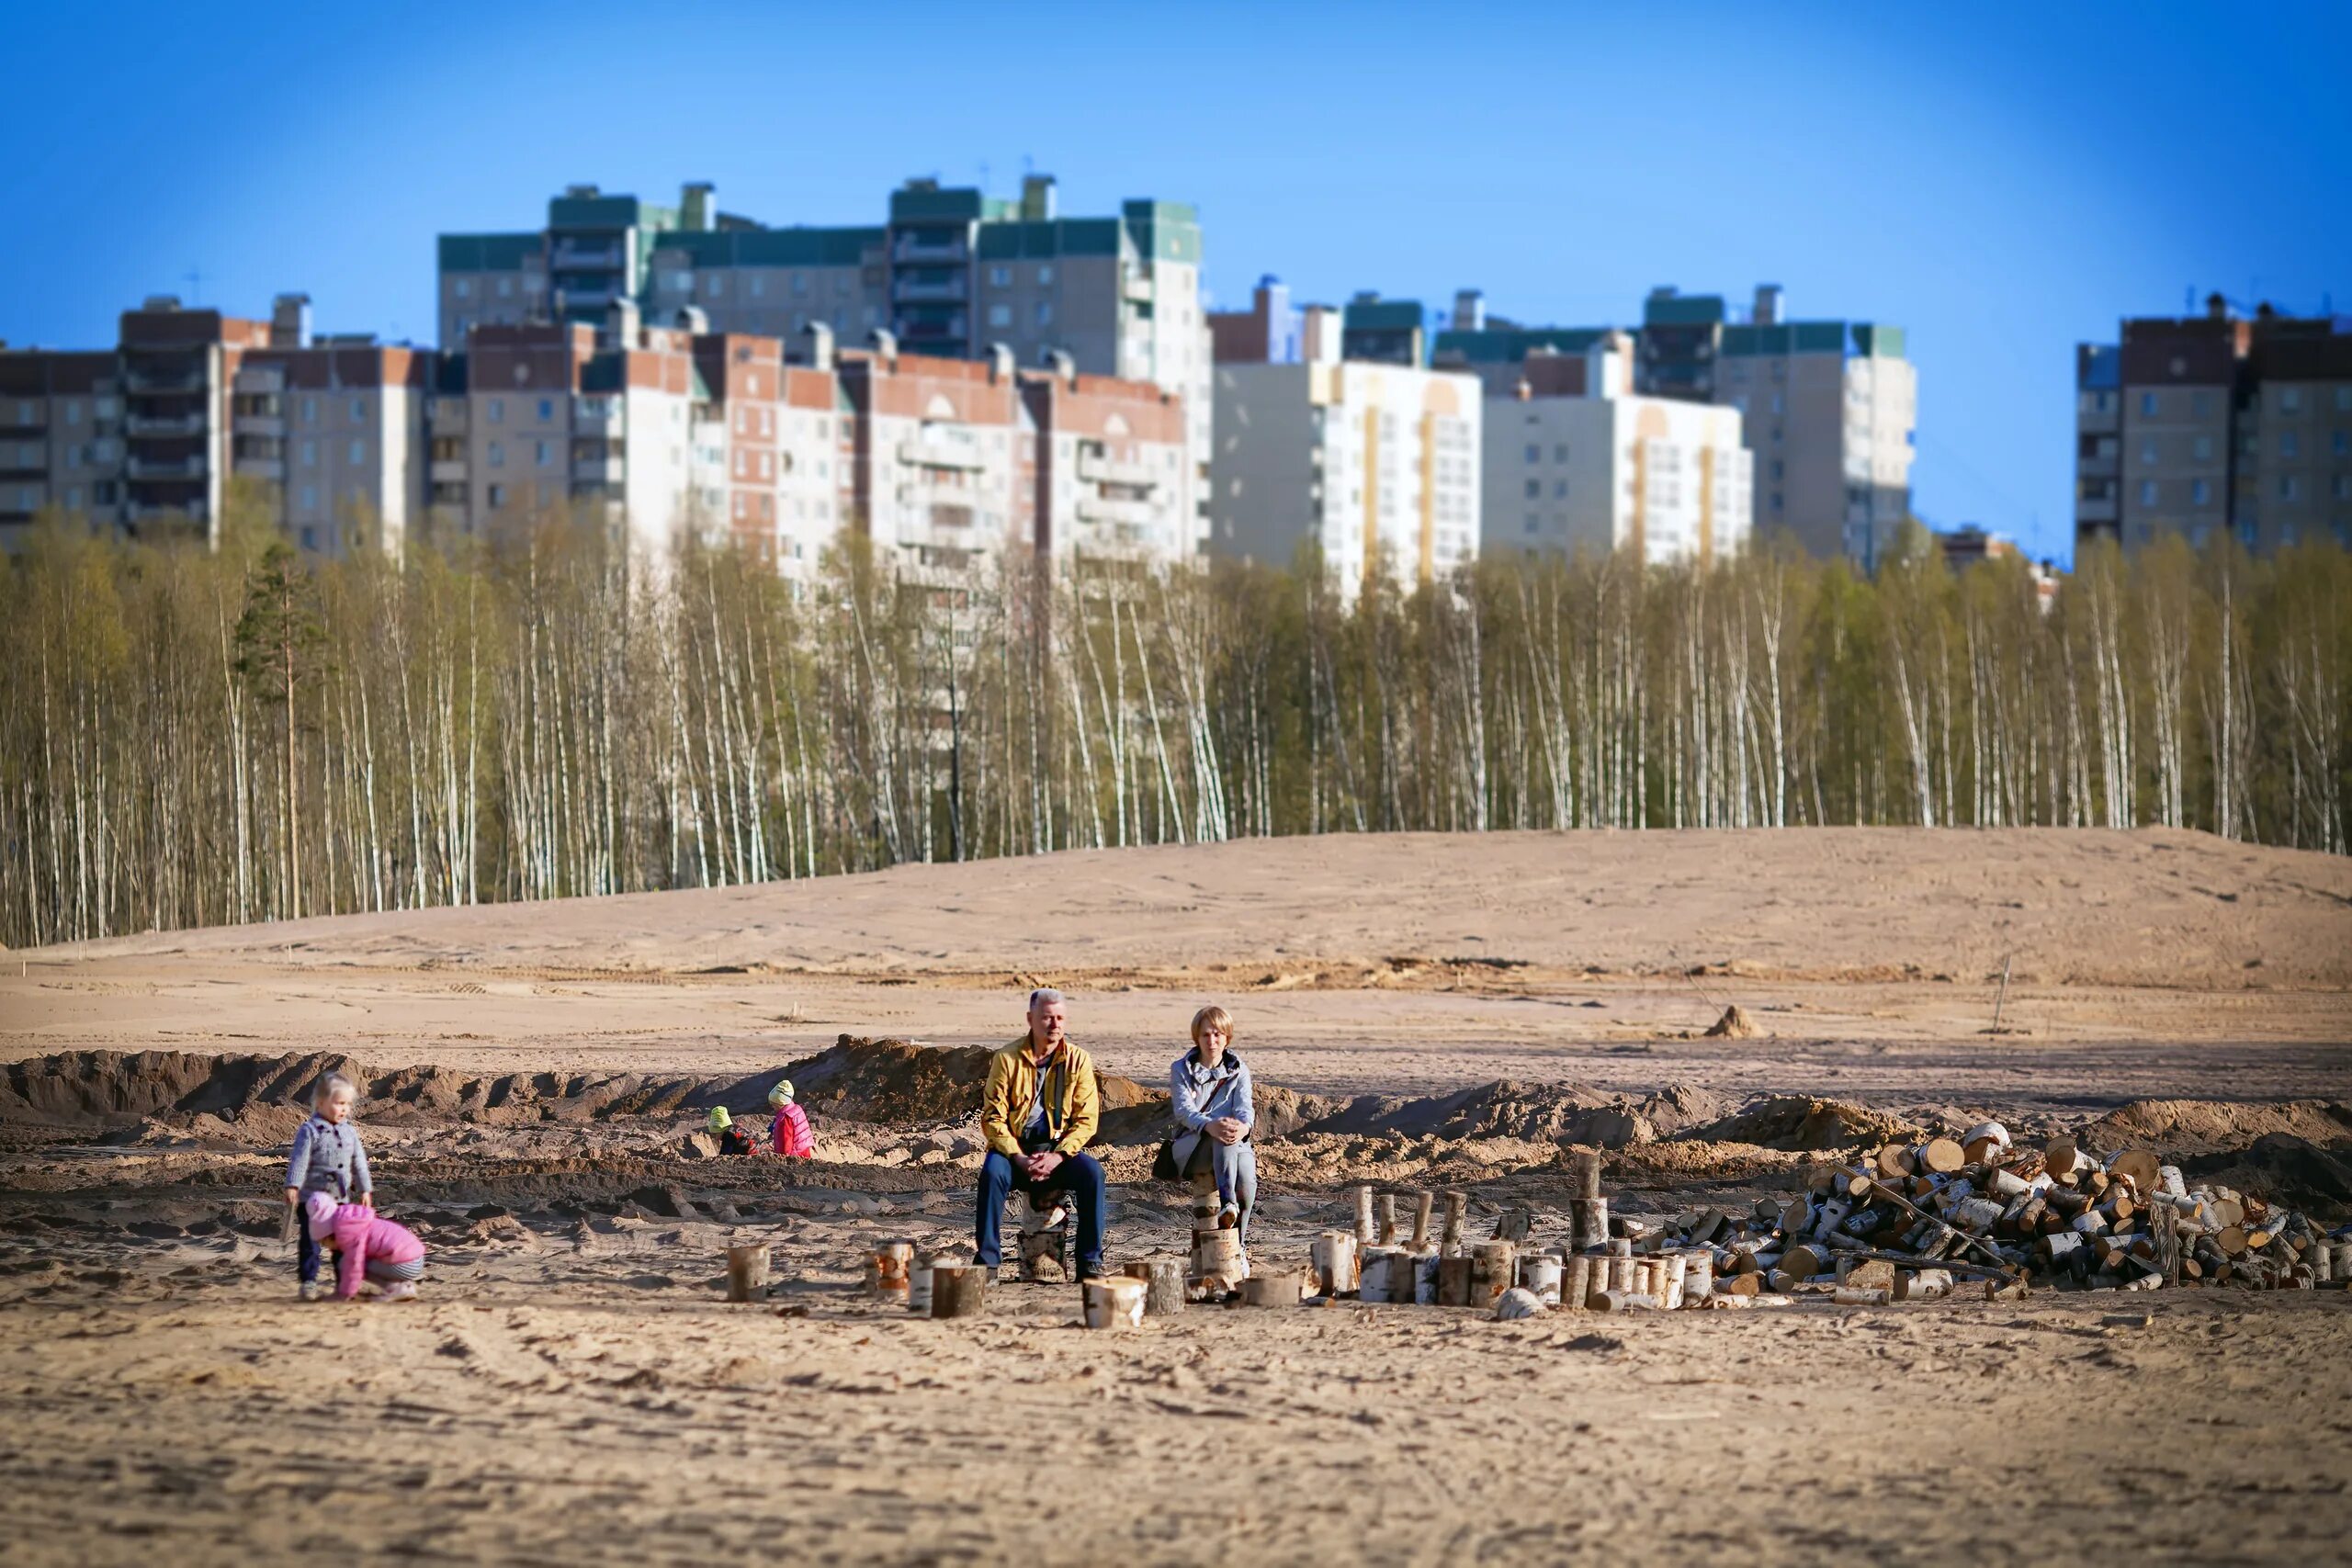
[1170,1005,1257,1244]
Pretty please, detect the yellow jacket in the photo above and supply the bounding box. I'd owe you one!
[979,1035,1100,1157]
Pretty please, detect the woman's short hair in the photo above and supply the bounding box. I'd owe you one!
[1190,1005,1235,1045]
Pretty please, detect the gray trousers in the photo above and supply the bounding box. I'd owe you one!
[1175,1130,1256,1244]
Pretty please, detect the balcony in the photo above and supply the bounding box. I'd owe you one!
[898,318,966,346]
[236,366,286,395]
[431,459,469,484]
[1122,273,1153,303]
[235,413,287,438]
[123,364,205,394]
[898,436,985,471]
[127,455,208,480]
[573,455,626,485]
[925,502,977,531]
[575,399,624,435]
[429,399,469,435]
[0,409,47,435]
[551,242,622,270]
[557,285,619,312]
[893,275,967,303]
[239,457,287,481]
[893,234,968,264]
[2077,498,2119,525]
[1076,450,1159,489]
[1077,493,1160,528]
[128,412,207,438]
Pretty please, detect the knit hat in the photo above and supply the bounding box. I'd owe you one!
[304,1190,340,1241]
[707,1106,732,1133]
[767,1079,795,1107]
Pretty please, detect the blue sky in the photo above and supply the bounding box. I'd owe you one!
[5,2,2346,566]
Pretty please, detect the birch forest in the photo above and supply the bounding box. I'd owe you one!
[4,507,2346,950]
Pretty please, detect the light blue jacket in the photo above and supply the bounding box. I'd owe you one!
[1170,1047,1254,1134]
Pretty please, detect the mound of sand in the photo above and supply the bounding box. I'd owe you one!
[2081,1099,2352,1157]
[1702,1005,1758,1039]
[2182,1134,2352,1219]
[1303,1079,1657,1148]
[1681,1096,1923,1151]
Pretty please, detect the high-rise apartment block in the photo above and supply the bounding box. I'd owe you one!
[1210,305,1482,595]
[2075,297,2352,555]
[439,176,1210,551]
[1481,333,1751,566]
[1435,282,1917,568]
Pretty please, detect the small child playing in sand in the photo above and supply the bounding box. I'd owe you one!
[305,1190,425,1302]
[769,1079,814,1158]
[709,1105,759,1157]
[284,1072,373,1302]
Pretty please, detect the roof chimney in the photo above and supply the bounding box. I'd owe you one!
[1040,347,1076,386]
[987,342,1015,382]
[270,292,312,349]
[1753,283,1783,327]
[2205,291,2227,321]
[803,321,834,371]
[681,182,714,231]
[868,327,898,368]
[1020,174,1057,221]
[1453,288,1486,332]
[607,297,640,347]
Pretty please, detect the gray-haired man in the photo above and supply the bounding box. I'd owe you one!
[974,988,1107,1280]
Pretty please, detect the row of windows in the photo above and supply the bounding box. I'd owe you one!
[2135,474,2352,506]
[2127,386,2352,418]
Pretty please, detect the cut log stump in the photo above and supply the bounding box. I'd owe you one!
[726,1244,771,1303]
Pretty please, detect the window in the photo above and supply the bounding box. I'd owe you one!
[1524,513,1539,536]
[64,486,80,508]
[988,304,1011,328]
[2280,387,2302,412]
[1555,443,1568,461]
[1524,444,1540,463]
[1037,265,1054,285]
[497,276,512,299]
[300,439,316,467]
[2336,476,2352,501]
[536,440,552,468]
[1770,459,1784,480]
[348,439,364,464]
[2141,439,2158,465]
[1035,301,1053,326]
[300,484,318,510]
[1770,393,1784,415]
[751,276,766,298]
[63,400,82,424]
[2192,390,2213,417]
[1524,479,1540,499]
[2336,387,2352,412]
[1553,479,1567,498]
[350,397,365,421]
[301,397,317,423]
[488,441,504,468]
[2280,522,2300,547]
[2192,479,2211,505]
[2280,431,2299,458]
[486,398,503,424]
[487,483,505,508]
[2140,479,2158,505]
[2193,435,2212,461]
[2280,476,2300,501]
[2335,430,2348,457]
[708,276,726,298]
[987,266,1010,288]
[2140,391,2158,416]
[791,272,808,298]
[454,278,472,299]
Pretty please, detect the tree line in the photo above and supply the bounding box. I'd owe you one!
[3,500,2345,950]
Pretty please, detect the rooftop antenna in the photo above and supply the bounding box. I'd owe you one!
[978,159,990,194]
[183,267,204,306]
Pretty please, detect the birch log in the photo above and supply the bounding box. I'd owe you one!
[929,1265,989,1320]
[1124,1257,1187,1317]
[1082,1277,1148,1329]
[725,1244,771,1303]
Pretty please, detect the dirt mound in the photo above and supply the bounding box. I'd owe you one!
[782,1034,1156,1128]
[2081,1099,2352,1157]
[1,1050,363,1128]
[1303,1080,1656,1148]
[1682,1096,1922,1151]
[1634,1082,1727,1136]
[2182,1135,2352,1220]
[1702,1005,1758,1039]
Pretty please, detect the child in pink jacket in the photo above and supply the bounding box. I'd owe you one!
[305,1190,426,1301]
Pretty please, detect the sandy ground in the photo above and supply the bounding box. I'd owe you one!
[3,827,2350,1565]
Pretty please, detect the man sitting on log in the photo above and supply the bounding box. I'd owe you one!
[975,988,1107,1283]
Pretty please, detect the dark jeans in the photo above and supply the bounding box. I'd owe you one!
[975,1150,1105,1270]
[297,1217,321,1284]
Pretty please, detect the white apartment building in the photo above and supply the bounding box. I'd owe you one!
[1483,333,1751,565]
[1211,308,1482,594]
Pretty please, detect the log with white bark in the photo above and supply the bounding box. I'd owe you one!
[1570,1198,1611,1255]
[1353,1184,1376,1247]
[1311,1230,1360,1297]
[1441,1191,1467,1256]
[1470,1241,1517,1309]
[1494,1286,1545,1321]
[1359,1246,1408,1303]
[1661,1253,1688,1310]
[1438,1256,1476,1306]
[1592,1290,1659,1313]
[1565,1254,1593,1311]
[1377,1192,1398,1247]
[1494,1206,1535,1244]
[1411,1190,1434,1251]
[725,1244,772,1303]
[1124,1257,1187,1317]
[1833,1285,1891,1306]
[1519,1254,1563,1305]
[929,1264,989,1320]
[866,1242,915,1300]
[1413,1248,1441,1305]
[1894,1268,1954,1302]
[1082,1277,1148,1329]
[1239,1273,1302,1308]
[1191,1227,1245,1291]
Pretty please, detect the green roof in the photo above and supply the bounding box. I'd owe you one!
[976,218,1126,261]
[655,226,883,268]
[439,232,542,272]
[889,186,1009,223]
[1642,293,1726,327]
[1344,299,1428,331]
[1121,200,1202,265]
[1719,321,1898,357]
[549,194,675,231]
[1432,325,1607,363]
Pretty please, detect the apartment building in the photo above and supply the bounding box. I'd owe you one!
[1207,276,1304,366]
[1435,282,1917,568]
[1211,306,1482,594]
[1482,333,1751,567]
[833,337,1027,577]
[2077,297,2352,554]
[0,296,424,553]
[438,175,1211,553]
[1021,355,1192,562]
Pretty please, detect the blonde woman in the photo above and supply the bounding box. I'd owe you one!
[1170,1005,1256,1241]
